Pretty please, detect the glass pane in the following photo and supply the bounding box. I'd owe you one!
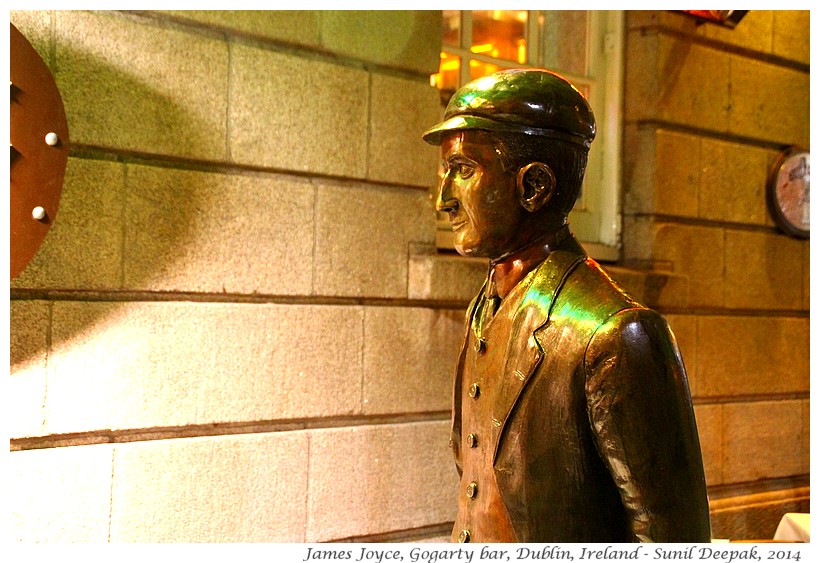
[471,10,527,64]
[431,52,461,93]
[540,11,589,76]
[443,10,460,47]
[469,59,500,81]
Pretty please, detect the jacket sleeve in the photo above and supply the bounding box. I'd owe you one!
[584,307,712,542]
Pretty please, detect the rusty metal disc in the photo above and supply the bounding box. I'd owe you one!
[10,23,70,280]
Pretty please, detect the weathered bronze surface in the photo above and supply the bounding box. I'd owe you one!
[424,69,711,543]
[10,23,69,280]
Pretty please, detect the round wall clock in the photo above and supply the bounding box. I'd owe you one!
[767,148,809,239]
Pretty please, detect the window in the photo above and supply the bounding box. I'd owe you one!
[431,11,624,261]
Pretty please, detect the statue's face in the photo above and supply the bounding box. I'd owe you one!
[435,131,524,259]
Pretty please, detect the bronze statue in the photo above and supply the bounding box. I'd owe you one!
[423,69,711,543]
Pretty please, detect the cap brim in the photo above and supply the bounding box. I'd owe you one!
[422,115,514,145]
[422,114,591,148]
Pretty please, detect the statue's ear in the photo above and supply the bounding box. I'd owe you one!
[516,162,556,213]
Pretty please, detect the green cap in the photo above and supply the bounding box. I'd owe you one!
[423,69,596,149]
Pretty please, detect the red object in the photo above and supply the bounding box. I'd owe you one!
[10,23,70,280]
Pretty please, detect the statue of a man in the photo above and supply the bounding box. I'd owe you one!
[423,69,711,543]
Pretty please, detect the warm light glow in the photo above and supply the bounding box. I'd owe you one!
[485,10,526,23]
[471,10,526,65]
[469,60,501,81]
[431,51,461,91]
[471,43,494,54]
[433,11,530,91]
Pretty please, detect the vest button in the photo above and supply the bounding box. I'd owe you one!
[468,383,480,399]
[458,529,471,543]
[474,337,487,355]
[466,481,478,499]
[466,433,478,448]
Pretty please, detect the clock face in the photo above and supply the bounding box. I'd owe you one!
[768,150,810,239]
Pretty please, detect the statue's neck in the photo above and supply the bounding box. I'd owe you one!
[488,225,570,299]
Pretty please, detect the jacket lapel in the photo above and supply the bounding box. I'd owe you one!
[491,249,586,464]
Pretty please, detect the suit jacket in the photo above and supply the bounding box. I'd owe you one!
[451,234,711,542]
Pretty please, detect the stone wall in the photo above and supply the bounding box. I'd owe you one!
[622,10,810,540]
[9,10,459,543]
[9,9,810,543]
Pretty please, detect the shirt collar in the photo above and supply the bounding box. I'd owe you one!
[487,225,571,300]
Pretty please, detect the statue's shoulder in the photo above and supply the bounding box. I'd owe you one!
[530,249,647,330]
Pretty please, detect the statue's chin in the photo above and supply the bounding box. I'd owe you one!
[454,242,481,258]
[455,241,495,259]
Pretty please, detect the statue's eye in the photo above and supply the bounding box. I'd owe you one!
[458,164,474,179]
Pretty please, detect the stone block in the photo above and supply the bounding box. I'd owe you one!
[606,265,690,309]
[728,59,809,147]
[617,126,694,219]
[724,230,803,310]
[9,444,113,542]
[11,10,52,66]
[626,10,698,34]
[320,11,441,75]
[772,11,810,64]
[229,45,368,177]
[709,488,810,541]
[416,534,452,543]
[162,10,321,47]
[698,10,774,54]
[653,223,724,308]
[313,183,434,298]
[620,125,655,216]
[11,158,123,290]
[9,301,49,438]
[693,405,722,486]
[653,130,700,218]
[407,252,486,303]
[123,164,314,295]
[644,270,691,309]
[698,138,769,225]
[696,316,808,397]
[10,300,49,374]
[306,421,458,541]
[54,11,229,160]
[722,400,803,482]
[623,31,659,125]
[44,301,363,434]
[801,242,809,310]
[363,307,463,415]
[110,432,309,542]
[620,215,655,263]
[662,314,697,396]
[654,39,731,133]
[626,11,802,67]
[800,400,809,475]
[626,33,731,134]
[368,74,441,188]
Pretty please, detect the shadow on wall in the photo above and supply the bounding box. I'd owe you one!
[10,26,207,392]
[657,37,693,108]
[320,11,436,72]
